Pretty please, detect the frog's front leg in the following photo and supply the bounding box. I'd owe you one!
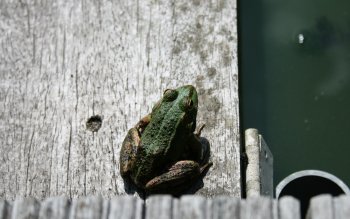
[187,124,208,163]
[145,160,212,194]
[119,114,151,177]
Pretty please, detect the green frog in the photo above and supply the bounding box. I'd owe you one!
[120,85,212,194]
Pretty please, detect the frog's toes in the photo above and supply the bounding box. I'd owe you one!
[195,124,206,137]
[200,162,213,175]
[145,160,200,193]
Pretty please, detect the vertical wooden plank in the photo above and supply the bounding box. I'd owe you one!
[278,196,301,219]
[245,129,274,197]
[172,197,180,219]
[178,196,208,219]
[145,195,172,219]
[240,196,273,219]
[0,200,9,219]
[306,194,334,219]
[210,196,240,219]
[69,196,107,219]
[245,129,260,197]
[12,198,40,219]
[334,195,350,219]
[176,0,240,197]
[272,200,278,219]
[108,196,143,219]
[38,197,70,219]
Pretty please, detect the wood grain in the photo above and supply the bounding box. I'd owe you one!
[108,196,143,219]
[0,0,239,199]
[306,194,333,219]
[334,195,350,219]
[0,195,306,219]
[39,196,70,219]
[240,196,274,219]
[11,198,40,219]
[278,196,301,219]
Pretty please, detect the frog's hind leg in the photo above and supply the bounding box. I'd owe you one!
[135,114,151,134]
[145,160,202,194]
[119,128,141,177]
[120,114,151,177]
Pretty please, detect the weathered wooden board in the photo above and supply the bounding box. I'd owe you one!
[11,197,40,219]
[39,196,70,219]
[0,195,304,219]
[0,0,239,199]
[245,129,274,197]
[278,196,300,219]
[240,196,274,219]
[306,194,333,219]
[109,196,143,219]
[334,195,350,219]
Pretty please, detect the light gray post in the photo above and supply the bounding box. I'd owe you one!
[245,129,260,197]
[178,196,207,219]
[245,128,274,197]
[0,200,10,219]
[145,195,173,219]
[306,194,334,219]
[108,196,143,219]
[210,196,240,219]
[278,196,301,219]
[334,195,350,219]
[12,198,40,219]
[240,196,274,219]
[69,196,107,219]
[39,197,70,219]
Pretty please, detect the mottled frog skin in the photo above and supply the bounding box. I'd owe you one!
[120,85,212,194]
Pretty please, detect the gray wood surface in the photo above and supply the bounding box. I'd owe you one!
[0,200,9,219]
[210,196,240,219]
[69,196,108,219]
[12,198,40,219]
[7,195,350,219]
[109,196,143,219]
[245,129,274,197]
[306,194,334,219]
[145,195,172,219]
[334,195,350,219]
[17,195,350,219]
[240,196,274,219]
[178,195,208,219]
[0,0,239,199]
[39,196,70,219]
[278,196,300,219]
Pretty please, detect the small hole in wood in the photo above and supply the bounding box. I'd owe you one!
[86,115,102,132]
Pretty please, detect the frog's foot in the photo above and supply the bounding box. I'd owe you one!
[120,128,141,177]
[200,161,213,175]
[195,124,205,137]
[145,160,201,194]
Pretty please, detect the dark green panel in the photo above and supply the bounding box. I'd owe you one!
[239,0,350,186]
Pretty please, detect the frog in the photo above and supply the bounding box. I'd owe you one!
[119,85,212,194]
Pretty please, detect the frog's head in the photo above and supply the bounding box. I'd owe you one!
[166,85,198,131]
[175,85,198,114]
[150,85,198,135]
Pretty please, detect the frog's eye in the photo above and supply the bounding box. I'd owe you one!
[180,97,194,111]
[163,89,178,102]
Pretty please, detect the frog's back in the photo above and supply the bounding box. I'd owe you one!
[132,106,185,186]
[131,85,198,187]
